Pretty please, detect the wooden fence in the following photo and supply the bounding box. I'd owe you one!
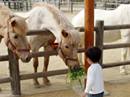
[0,28,86,96]
[95,21,130,67]
[1,21,130,96]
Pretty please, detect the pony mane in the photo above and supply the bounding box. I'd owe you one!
[32,3,80,43]
[0,4,12,27]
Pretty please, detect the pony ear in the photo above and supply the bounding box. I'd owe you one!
[61,30,69,38]
[9,14,16,27]
[11,20,16,27]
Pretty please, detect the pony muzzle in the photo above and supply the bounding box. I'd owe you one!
[16,49,31,62]
[70,64,80,71]
[20,54,31,62]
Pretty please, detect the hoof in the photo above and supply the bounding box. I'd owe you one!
[34,83,41,88]
[43,79,51,86]
[34,84,41,88]
[44,82,51,86]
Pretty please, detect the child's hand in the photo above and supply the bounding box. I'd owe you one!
[82,92,87,97]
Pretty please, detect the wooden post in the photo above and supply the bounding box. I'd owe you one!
[95,21,104,65]
[84,0,94,71]
[8,49,21,96]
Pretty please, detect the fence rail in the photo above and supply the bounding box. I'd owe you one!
[103,43,130,49]
[0,69,68,84]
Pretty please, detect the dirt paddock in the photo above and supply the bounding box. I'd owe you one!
[0,12,130,97]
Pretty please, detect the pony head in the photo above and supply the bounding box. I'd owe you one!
[5,15,31,62]
[58,29,80,70]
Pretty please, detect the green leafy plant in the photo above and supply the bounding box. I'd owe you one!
[67,67,85,88]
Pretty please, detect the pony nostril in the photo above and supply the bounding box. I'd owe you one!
[25,56,31,62]
[70,66,73,71]
[69,65,80,71]
[73,65,80,70]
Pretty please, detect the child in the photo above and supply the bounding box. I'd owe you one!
[83,47,104,97]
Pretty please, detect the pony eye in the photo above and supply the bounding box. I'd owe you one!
[65,45,69,49]
[14,35,18,39]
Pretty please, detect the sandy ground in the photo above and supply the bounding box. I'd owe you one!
[0,12,130,97]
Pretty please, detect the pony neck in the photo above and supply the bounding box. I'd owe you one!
[0,26,7,38]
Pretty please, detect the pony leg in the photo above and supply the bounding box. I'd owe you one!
[43,55,50,85]
[33,57,40,88]
[78,53,83,65]
[120,35,130,74]
[120,31,130,74]
[120,48,128,74]
[43,46,52,85]
[78,33,84,66]
[78,44,83,66]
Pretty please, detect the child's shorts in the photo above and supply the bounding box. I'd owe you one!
[87,92,104,97]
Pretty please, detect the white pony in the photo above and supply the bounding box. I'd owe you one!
[16,3,80,87]
[72,4,130,74]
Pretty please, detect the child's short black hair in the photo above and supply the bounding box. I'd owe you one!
[85,47,102,63]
